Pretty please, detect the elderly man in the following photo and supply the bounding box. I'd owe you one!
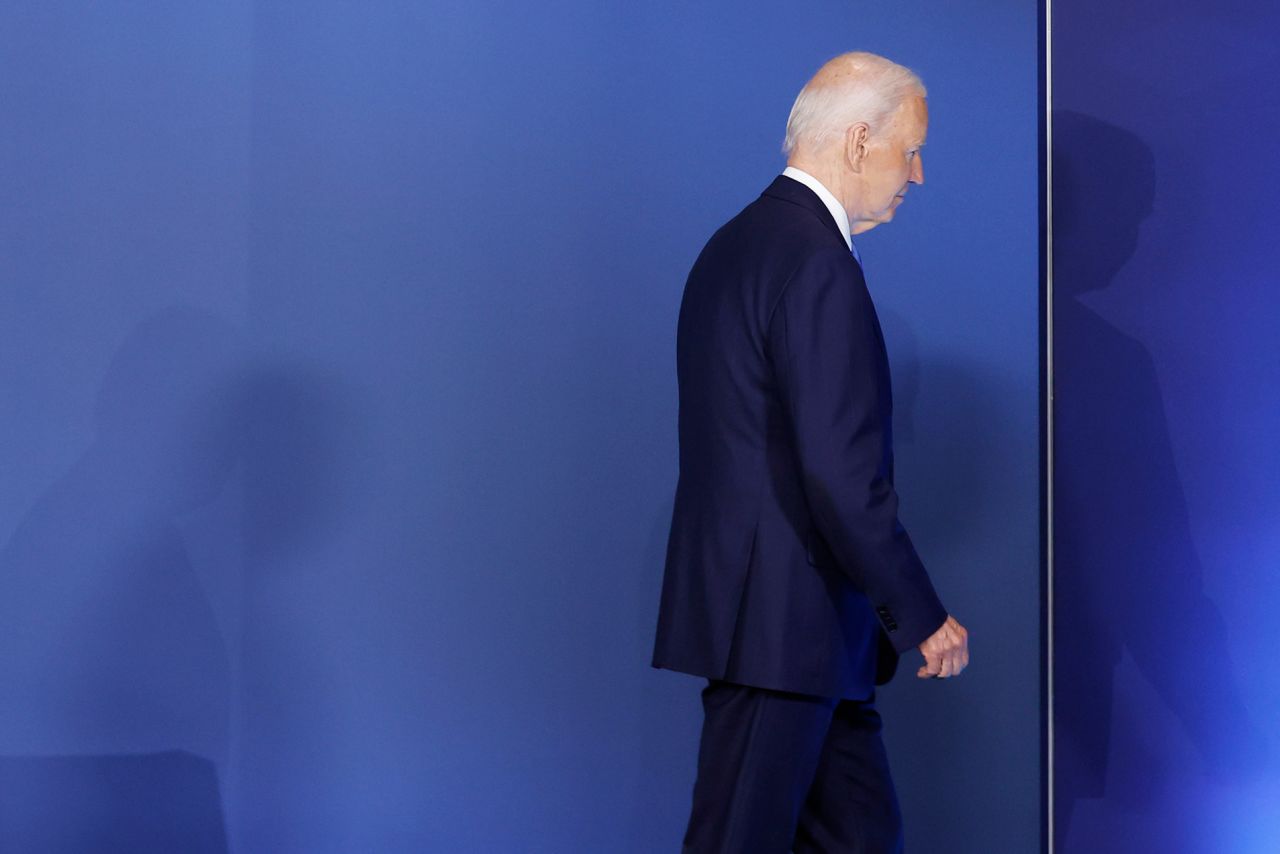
[652,52,970,853]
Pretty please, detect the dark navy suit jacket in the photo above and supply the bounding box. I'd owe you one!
[651,175,948,701]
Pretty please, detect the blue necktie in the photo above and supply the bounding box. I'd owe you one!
[850,240,863,270]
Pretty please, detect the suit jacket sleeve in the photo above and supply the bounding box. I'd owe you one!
[768,247,948,653]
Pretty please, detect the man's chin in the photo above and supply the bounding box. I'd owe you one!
[853,209,897,234]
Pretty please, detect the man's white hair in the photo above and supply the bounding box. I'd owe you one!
[782,52,926,156]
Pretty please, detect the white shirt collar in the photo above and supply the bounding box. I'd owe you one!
[781,166,853,252]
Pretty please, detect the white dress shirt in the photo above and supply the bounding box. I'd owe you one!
[780,166,860,263]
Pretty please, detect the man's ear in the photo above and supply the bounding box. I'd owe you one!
[844,123,871,173]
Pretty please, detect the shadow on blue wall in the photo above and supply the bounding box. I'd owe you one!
[0,2,1040,848]
[0,307,241,851]
[1052,111,1270,848]
[0,751,227,853]
[241,362,348,560]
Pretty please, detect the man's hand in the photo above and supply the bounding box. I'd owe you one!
[916,615,969,679]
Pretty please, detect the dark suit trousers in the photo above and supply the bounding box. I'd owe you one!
[682,680,904,854]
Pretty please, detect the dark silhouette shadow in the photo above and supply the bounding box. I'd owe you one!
[0,306,244,852]
[231,357,356,852]
[1051,111,1269,848]
[0,751,227,853]
[240,361,349,561]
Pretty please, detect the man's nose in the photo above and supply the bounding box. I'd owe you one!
[911,152,925,185]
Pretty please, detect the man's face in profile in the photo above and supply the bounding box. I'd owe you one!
[853,94,928,233]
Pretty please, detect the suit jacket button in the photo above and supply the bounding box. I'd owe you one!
[875,606,898,632]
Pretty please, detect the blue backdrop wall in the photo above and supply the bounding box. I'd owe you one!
[1052,1,1280,851]
[1,2,1040,851]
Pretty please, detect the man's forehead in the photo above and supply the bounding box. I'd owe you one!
[904,96,928,142]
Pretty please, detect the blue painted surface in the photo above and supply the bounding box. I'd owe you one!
[1,2,1038,850]
[1052,3,1280,851]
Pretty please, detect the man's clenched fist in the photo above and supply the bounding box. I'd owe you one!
[916,615,969,679]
